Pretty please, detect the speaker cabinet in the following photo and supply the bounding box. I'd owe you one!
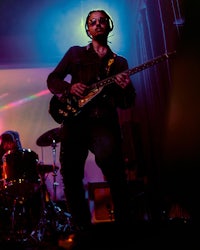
[88,182,115,223]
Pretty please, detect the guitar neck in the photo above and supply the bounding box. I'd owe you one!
[91,51,176,90]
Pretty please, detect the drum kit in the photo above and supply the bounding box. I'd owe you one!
[0,128,72,245]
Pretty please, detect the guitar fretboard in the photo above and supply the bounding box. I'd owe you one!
[91,51,176,90]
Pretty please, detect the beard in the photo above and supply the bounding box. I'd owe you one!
[93,32,108,42]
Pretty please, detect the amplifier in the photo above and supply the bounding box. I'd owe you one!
[88,182,115,223]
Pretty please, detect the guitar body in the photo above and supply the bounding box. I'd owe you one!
[49,95,80,124]
[49,86,104,124]
[49,51,176,124]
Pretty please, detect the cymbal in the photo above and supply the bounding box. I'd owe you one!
[36,127,61,147]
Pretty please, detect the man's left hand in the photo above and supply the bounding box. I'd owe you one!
[114,72,131,88]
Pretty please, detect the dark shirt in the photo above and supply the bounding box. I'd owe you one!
[47,43,136,121]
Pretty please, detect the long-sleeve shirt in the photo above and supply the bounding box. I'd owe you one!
[47,43,136,123]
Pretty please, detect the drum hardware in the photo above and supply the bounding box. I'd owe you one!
[52,139,60,201]
[9,196,28,240]
[37,163,59,174]
[30,170,72,245]
[0,191,41,243]
[37,161,60,202]
[36,128,61,201]
[36,127,61,147]
[31,128,73,245]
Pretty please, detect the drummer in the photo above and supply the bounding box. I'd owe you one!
[0,130,23,179]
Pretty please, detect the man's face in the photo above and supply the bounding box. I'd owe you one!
[87,11,110,39]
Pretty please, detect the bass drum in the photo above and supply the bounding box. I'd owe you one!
[2,148,40,198]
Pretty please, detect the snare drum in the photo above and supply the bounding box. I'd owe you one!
[2,148,40,197]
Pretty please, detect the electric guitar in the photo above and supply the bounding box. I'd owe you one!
[49,51,176,124]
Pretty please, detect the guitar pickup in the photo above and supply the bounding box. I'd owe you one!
[58,109,69,117]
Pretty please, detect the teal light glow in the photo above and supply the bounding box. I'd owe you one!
[0,1,136,66]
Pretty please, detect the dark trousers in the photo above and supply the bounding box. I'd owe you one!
[59,117,132,228]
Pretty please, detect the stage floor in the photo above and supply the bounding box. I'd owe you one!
[0,220,198,250]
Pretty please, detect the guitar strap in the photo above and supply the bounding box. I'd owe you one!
[106,53,116,76]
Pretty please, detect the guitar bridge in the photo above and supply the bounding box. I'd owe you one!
[78,87,102,108]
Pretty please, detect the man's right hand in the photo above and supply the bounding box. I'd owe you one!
[70,83,88,98]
